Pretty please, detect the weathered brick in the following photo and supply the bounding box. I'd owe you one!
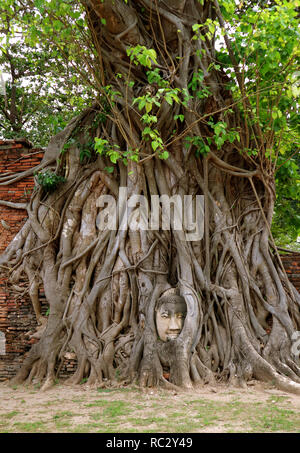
[0,141,78,381]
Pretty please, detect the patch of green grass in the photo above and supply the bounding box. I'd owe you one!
[84,399,132,426]
[126,417,156,427]
[53,411,75,420]
[54,420,72,430]
[51,411,81,431]
[149,402,162,409]
[105,427,141,433]
[0,422,15,433]
[168,411,186,418]
[170,421,201,433]
[227,400,242,406]
[133,416,167,425]
[0,411,19,419]
[96,425,129,433]
[85,399,129,411]
[71,423,101,433]
[90,413,102,421]
[102,401,128,418]
[85,400,104,408]
[267,395,290,404]
[80,378,88,385]
[195,413,220,426]
[186,398,218,410]
[13,421,46,432]
[224,401,244,418]
[177,397,300,433]
[248,406,298,432]
[134,404,144,410]
[43,399,62,406]
[184,398,211,405]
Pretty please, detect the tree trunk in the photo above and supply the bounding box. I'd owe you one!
[1,0,300,393]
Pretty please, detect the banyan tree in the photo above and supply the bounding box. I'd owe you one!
[1,0,300,393]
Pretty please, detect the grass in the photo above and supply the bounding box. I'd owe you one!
[0,411,19,419]
[102,401,128,417]
[267,395,290,404]
[85,399,129,417]
[54,420,72,429]
[71,398,85,403]
[249,406,297,432]
[12,421,47,432]
[43,399,63,406]
[71,423,103,433]
[0,384,299,433]
[52,411,76,420]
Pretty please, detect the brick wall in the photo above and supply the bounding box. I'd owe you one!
[0,139,77,381]
[0,139,43,380]
[280,253,300,293]
[0,282,48,381]
[0,139,44,254]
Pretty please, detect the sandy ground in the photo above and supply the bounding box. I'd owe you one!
[0,380,299,433]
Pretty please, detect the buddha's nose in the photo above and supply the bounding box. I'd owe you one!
[169,316,180,330]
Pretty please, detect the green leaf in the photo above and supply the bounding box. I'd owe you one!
[138,99,146,110]
[145,101,153,113]
[174,114,185,122]
[151,140,160,151]
[108,151,120,164]
[159,151,169,160]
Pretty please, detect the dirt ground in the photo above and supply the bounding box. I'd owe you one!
[0,379,300,433]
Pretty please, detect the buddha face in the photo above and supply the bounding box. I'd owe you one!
[155,296,187,342]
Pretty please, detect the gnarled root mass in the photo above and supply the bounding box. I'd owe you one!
[0,0,299,393]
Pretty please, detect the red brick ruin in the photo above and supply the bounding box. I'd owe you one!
[0,139,76,381]
[0,139,299,382]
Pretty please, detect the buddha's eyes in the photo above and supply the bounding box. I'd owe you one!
[161,313,170,318]
[160,313,185,319]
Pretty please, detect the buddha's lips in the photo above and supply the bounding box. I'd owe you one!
[166,331,181,340]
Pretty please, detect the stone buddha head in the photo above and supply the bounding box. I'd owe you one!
[155,295,187,342]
